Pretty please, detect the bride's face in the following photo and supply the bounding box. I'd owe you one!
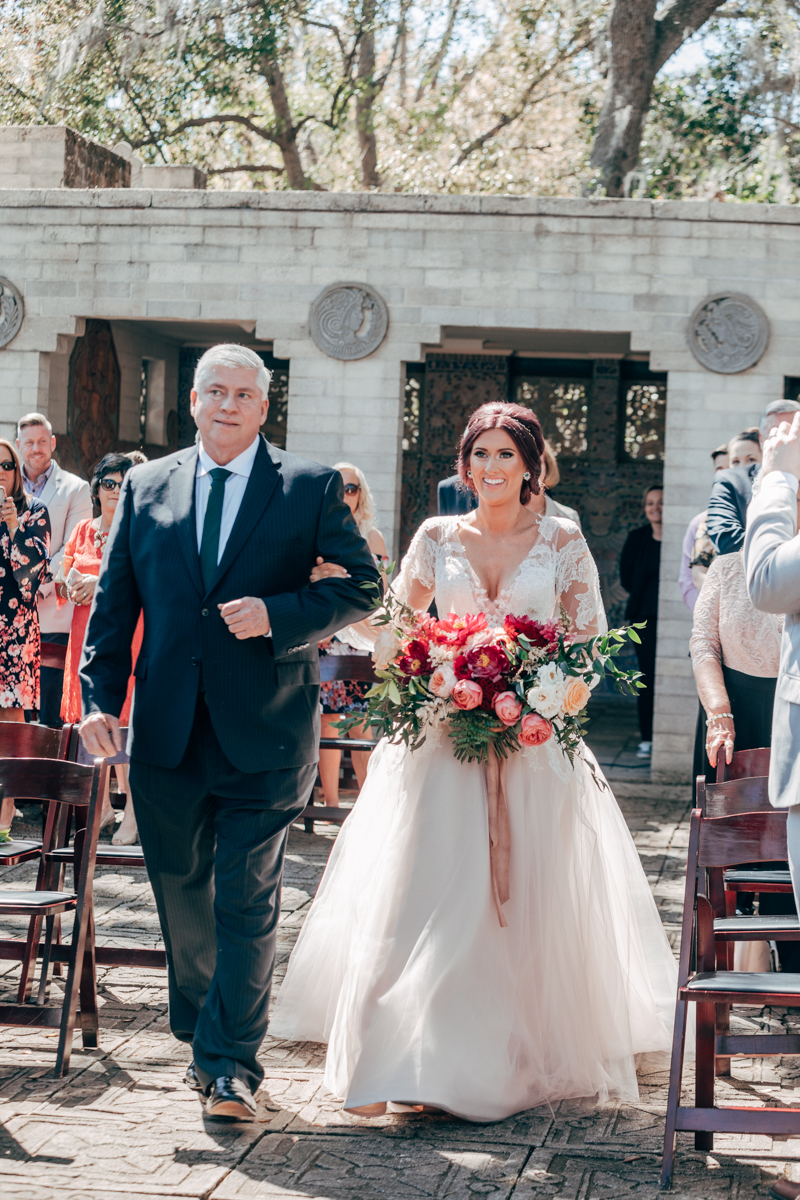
[469,428,527,506]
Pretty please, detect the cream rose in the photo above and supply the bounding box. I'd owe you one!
[562,676,592,716]
[430,663,457,699]
[373,628,399,671]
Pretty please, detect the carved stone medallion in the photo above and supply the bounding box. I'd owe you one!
[309,282,389,360]
[688,292,769,374]
[0,277,24,349]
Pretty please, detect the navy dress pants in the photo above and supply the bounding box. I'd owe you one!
[129,697,316,1094]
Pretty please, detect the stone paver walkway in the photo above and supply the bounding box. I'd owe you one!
[2,739,800,1199]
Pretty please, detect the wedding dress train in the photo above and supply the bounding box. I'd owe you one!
[270,516,678,1122]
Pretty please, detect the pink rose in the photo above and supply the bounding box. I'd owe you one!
[452,679,483,710]
[493,691,523,726]
[562,677,592,716]
[430,663,457,698]
[519,712,553,746]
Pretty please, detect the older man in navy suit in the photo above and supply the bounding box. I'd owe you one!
[80,344,379,1120]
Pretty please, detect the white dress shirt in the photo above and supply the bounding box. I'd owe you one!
[195,436,260,563]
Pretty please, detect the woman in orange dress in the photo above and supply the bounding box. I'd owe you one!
[58,453,143,844]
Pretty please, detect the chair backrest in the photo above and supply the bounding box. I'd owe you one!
[698,810,788,869]
[0,723,70,760]
[0,758,104,807]
[40,641,68,671]
[698,774,772,817]
[715,745,770,782]
[68,725,130,767]
[319,654,377,684]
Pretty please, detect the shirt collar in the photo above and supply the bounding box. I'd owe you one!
[22,460,55,488]
[196,436,260,480]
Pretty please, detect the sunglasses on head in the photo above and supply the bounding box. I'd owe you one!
[99,479,122,492]
[343,483,361,495]
[0,461,15,472]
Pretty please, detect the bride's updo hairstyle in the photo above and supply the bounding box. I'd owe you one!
[457,402,545,506]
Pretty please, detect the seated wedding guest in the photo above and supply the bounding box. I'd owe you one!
[679,443,728,612]
[691,546,798,970]
[0,440,52,840]
[57,453,143,844]
[619,485,662,760]
[318,463,388,807]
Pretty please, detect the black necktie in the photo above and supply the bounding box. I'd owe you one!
[200,467,231,590]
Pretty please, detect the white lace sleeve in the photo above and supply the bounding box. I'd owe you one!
[392,520,437,605]
[554,523,607,638]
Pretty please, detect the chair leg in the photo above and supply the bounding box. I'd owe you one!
[37,916,56,1006]
[17,913,43,1003]
[694,1001,716,1152]
[715,1002,731,1076]
[78,912,98,1048]
[661,998,688,1189]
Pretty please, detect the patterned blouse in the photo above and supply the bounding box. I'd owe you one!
[0,500,51,709]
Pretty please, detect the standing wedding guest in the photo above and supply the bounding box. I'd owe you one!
[0,441,51,838]
[679,443,729,612]
[619,486,662,759]
[438,471,477,516]
[78,343,379,1121]
[531,441,582,527]
[318,463,387,808]
[57,453,143,843]
[15,414,92,727]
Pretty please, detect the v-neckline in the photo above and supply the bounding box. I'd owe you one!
[453,517,546,605]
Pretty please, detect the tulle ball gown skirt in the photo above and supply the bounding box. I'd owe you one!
[270,737,677,1123]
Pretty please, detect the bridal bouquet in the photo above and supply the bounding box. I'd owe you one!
[349,584,644,767]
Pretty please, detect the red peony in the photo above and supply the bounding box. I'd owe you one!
[455,643,509,683]
[425,611,488,648]
[397,638,432,677]
[478,677,505,713]
[503,614,561,649]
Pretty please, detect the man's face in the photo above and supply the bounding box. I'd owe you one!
[191,366,268,462]
[762,411,799,440]
[16,424,55,477]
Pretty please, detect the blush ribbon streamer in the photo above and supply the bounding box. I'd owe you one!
[485,743,511,928]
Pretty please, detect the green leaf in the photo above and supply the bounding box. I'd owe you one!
[627,628,641,644]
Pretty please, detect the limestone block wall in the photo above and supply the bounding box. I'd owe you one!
[1,188,799,778]
[0,127,130,189]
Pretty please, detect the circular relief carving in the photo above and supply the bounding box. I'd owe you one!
[0,277,24,349]
[688,292,769,374]
[309,282,389,360]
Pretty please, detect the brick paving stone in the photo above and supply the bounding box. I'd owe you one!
[3,770,800,1197]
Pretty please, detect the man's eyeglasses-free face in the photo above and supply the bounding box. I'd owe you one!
[0,462,16,472]
[343,483,361,496]
[99,479,123,492]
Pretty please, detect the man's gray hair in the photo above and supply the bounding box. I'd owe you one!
[193,344,272,401]
[17,412,53,438]
[759,398,800,437]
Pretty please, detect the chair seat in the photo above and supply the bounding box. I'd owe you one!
[724,869,792,887]
[683,970,800,999]
[715,915,800,935]
[0,889,76,915]
[0,838,41,861]
[48,844,145,864]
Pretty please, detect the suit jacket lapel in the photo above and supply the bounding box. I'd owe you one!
[169,448,204,596]
[38,463,60,511]
[210,438,280,593]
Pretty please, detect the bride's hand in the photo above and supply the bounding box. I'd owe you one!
[310,556,350,583]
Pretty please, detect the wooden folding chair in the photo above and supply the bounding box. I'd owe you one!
[302,653,379,833]
[661,809,800,1188]
[715,745,771,783]
[0,756,107,1075]
[0,723,71,870]
[40,640,68,672]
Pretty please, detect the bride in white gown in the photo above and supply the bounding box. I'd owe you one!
[270,402,678,1122]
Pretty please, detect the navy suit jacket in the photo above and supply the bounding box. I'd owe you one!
[706,464,758,556]
[80,438,380,772]
[437,474,477,516]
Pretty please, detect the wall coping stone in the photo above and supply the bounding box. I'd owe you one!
[0,188,800,226]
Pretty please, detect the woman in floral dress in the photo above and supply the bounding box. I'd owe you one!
[0,439,51,837]
[58,453,143,843]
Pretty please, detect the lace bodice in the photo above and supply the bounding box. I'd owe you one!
[394,515,607,636]
[690,550,783,678]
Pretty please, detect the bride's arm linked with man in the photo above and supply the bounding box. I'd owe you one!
[78,343,380,1121]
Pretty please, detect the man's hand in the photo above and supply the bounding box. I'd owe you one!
[219,596,270,639]
[762,411,800,479]
[79,712,123,758]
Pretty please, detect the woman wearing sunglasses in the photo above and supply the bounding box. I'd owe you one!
[56,453,143,843]
[0,440,52,840]
[317,463,388,807]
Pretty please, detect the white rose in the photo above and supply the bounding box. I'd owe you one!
[373,628,399,671]
[537,662,565,691]
[526,686,562,720]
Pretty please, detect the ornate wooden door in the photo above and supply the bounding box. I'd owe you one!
[63,319,121,480]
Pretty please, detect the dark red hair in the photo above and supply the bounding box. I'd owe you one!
[457,403,545,506]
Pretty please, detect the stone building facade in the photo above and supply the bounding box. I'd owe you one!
[1,136,798,779]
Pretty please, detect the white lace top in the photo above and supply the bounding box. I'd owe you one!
[394,514,607,636]
[690,550,783,678]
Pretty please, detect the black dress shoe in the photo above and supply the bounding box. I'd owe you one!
[205,1076,257,1121]
[184,1062,206,1094]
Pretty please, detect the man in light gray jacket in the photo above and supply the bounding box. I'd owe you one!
[16,415,92,725]
[745,412,800,888]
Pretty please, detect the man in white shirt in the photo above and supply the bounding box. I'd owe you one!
[16,414,92,725]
